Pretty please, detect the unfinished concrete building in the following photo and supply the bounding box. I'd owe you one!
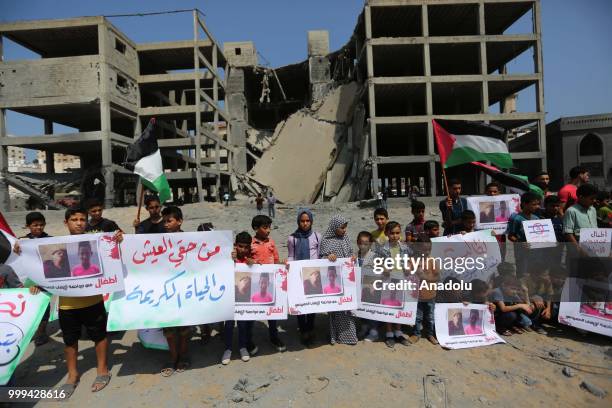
[0,1,547,209]
[353,0,546,196]
[0,11,231,210]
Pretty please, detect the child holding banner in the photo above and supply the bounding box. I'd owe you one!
[411,241,439,345]
[251,215,286,352]
[373,221,412,348]
[287,209,321,347]
[224,231,256,365]
[21,212,52,346]
[159,206,192,376]
[19,207,122,398]
[319,214,358,345]
[507,192,541,277]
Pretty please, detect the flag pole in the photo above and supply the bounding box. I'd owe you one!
[136,179,145,222]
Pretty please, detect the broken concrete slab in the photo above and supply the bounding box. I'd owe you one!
[313,81,360,124]
[249,112,340,203]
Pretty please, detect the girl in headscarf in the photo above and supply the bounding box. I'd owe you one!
[319,214,358,345]
[287,208,321,346]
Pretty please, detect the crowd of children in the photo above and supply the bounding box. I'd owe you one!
[2,167,610,399]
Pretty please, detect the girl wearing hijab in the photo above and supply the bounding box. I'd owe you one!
[287,209,321,346]
[319,214,358,345]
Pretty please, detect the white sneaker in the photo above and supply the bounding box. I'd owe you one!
[221,349,232,365]
[365,330,379,342]
[239,348,250,362]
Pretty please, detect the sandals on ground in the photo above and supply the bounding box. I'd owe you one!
[57,381,79,399]
[91,374,111,392]
[161,362,175,377]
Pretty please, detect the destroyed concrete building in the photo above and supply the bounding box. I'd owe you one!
[0,11,231,210]
[0,1,547,210]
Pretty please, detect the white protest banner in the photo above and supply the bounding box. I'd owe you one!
[523,219,557,248]
[137,329,169,350]
[234,263,287,321]
[354,267,418,324]
[466,194,520,233]
[288,258,357,315]
[558,279,611,337]
[0,289,51,385]
[11,233,124,297]
[435,303,504,349]
[579,228,612,257]
[107,231,234,331]
[430,230,501,283]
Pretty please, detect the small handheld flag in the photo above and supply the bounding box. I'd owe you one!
[124,119,171,203]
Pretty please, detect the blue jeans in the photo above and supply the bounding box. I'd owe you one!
[268,205,275,218]
[414,301,435,336]
[224,320,253,350]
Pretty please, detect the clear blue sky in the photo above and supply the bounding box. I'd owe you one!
[2,0,611,148]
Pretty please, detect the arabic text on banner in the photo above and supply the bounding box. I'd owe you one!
[579,228,612,257]
[430,230,501,283]
[435,303,505,349]
[287,258,357,315]
[0,289,51,385]
[107,231,235,331]
[523,218,557,249]
[10,233,124,297]
[234,263,288,321]
[466,194,520,234]
[354,267,418,324]
[558,279,611,338]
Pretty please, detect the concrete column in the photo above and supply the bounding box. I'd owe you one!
[0,36,8,211]
[193,10,204,202]
[533,0,547,171]
[0,108,8,212]
[44,120,55,174]
[479,1,489,114]
[226,67,248,174]
[98,23,114,208]
[308,31,331,103]
[212,43,221,200]
[422,4,437,196]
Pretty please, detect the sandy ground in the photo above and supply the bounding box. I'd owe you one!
[4,198,612,407]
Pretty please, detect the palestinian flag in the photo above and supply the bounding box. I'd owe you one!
[433,119,512,169]
[470,162,544,197]
[124,118,171,203]
[0,211,16,264]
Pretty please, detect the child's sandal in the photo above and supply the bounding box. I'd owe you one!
[161,362,175,377]
[500,329,513,336]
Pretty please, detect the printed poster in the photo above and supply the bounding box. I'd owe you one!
[523,219,557,248]
[430,230,501,282]
[354,267,418,324]
[579,228,612,257]
[234,263,288,321]
[558,279,611,337]
[288,258,357,315]
[466,194,520,233]
[0,289,51,385]
[107,231,235,331]
[11,233,124,297]
[435,303,505,349]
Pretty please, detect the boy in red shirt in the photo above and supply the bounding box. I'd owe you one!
[250,215,286,352]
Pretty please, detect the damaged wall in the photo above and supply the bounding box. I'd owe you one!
[247,81,362,203]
